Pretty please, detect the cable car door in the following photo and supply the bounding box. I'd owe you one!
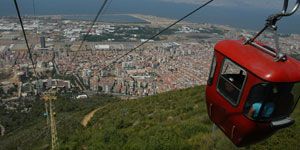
[206,53,230,125]
[207,55,248,142]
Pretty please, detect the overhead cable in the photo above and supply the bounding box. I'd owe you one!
[13,0,38,77]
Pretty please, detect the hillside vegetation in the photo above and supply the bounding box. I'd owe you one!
[1,86,300,149]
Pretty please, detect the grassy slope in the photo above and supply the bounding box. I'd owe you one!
[1,86,299,149]
[0,94,120,150]
[62,86,300,150]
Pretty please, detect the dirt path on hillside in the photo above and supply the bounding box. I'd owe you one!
[0,124,5,136]
[81,106,106,127]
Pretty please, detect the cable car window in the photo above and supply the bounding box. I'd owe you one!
[207,54,217,85]
[244,83,300,121]
[217,58,246,106]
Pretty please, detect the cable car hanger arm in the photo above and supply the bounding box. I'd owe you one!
[249,0,299,42]
[245,0,300,61]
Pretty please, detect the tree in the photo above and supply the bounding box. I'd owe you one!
[7,86,17,95]
[98,86,103,92]
[0,87,4,96]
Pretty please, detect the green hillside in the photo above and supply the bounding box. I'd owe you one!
[1,86,300,149]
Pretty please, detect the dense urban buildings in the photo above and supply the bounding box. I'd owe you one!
[0,14,299,102]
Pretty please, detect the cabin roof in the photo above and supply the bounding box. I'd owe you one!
[214,40,300,82]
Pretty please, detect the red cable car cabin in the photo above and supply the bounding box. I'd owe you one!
[206,39,300,147]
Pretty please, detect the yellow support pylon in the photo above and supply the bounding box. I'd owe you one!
[42,90,59,150]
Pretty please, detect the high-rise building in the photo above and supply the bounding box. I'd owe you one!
[40,36,46,48]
